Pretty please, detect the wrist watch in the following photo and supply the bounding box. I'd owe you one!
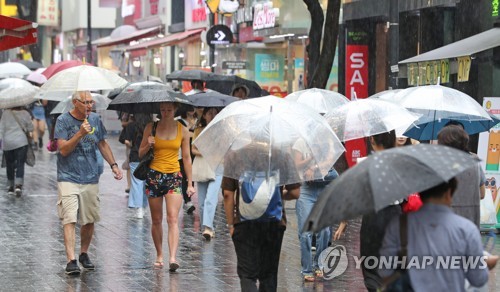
[110,162,118,169]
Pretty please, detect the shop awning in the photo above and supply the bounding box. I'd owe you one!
[399,28,500,64]
[126,28,205,51]
[0,15,38,51]
[93,26,159,47]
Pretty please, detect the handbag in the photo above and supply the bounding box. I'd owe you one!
[192,155,215,182]
[12,111,35,167]
[133,121,157,180]
[380,214,413,292]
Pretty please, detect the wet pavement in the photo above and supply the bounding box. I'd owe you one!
[1,135,499,291]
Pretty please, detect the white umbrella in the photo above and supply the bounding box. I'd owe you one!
[193,95,346,185]
[285,88,349,114]
[0,78,31,90]
[324,99,421,141]
[35,90,73,101]
[0,78,39,109]
[0,62,31,78]
[50,93,110,115]
[41,65,128,92]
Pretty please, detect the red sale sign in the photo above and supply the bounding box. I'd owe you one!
[345,44,369,167]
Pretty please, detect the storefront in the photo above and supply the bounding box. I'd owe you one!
[215,0,338,97]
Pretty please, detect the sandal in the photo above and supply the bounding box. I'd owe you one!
[153,261,164,269]
[169,262,180,272]
[303,274,315,282]
[314,269,324,278]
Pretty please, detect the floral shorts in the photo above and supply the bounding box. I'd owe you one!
[145,169,183,198]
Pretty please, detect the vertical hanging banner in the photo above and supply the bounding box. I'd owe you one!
[345,30,369,167]
[37,0,59,26]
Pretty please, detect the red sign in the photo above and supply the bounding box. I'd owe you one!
[192,8,207,22]
[150,0,159,15]
[345,45,368,99]
[345,44,369,167]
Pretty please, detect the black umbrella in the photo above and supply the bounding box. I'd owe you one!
[15,60,43,70]
[205,74,263,98]
[165,69,215,81]
[107,81,191,114]
[304,144,479,233]
[188,91,239,107]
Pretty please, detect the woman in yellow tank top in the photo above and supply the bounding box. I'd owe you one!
[138,102,195,271]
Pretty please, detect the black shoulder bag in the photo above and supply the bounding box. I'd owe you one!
[133,121,157,180]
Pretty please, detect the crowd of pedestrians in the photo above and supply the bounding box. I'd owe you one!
[0,75,497,292]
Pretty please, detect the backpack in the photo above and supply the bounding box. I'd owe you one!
[238,170,283,221]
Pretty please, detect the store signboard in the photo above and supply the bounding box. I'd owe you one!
[345,30,369,167]
[253,1,279,30]
[37,0,59,26]
[477,97,500,226]
[255,53,285,96]
[408,59,449,86]
[185,0,209,30]
[143,0,166,17]
[222,61,247,70]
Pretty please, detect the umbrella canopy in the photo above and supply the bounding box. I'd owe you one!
[16,60,43,70]
[0,62,32,78]
[0,15,38,52]
[41,65,127,92]
[395,85,490,121]
[304,144,479,232]
[368,89,403,102]
[42,60,86,79]
[26,68,47,85]
[0,77,31,90]
[324,99,420,141]
[0,78,39,109]
[193,95,346,185]
[50,93,110,115]
[403,114,500,140]
[188,91,239,107]
[205,74,263,98]
[166,69,215,81]
[107,81,191,114]
[285,88,349,114]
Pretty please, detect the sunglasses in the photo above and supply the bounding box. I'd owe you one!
[76,99,95,106]
[485,180,496,187]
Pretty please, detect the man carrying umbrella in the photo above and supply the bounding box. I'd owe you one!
[55,91,123,275]
[379,177,496,291]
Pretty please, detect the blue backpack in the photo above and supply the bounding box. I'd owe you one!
[238,171,283,222]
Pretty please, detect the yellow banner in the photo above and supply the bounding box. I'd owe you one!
[440,59,450,84]
[457,56,471,82]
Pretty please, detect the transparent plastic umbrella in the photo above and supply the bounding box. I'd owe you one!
[368,89,403,102]
[0,78,39,109]
[395,85,491,121]
[285,88,349,114]
[50,93,110,115]
[193,95,346,185]
[41,65,127,92]
[324,99,420,141]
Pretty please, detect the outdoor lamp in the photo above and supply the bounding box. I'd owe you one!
[132,59,141,68]
[153,56,161,65]
[178,49,185,59]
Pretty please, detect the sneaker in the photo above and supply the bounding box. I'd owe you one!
[78,253,95,270]
[7,186,14,195]
[136,207,144,219]
[202,227,215,241]
[65,260,81,275]
[185,201,195,215]
[14,185,22,197]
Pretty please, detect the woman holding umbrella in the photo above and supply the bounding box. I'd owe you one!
[191,107,222,240]
[138,102,195,271]
[0,106,33,196]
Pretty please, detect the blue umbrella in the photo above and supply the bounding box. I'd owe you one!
[403,114,500,140]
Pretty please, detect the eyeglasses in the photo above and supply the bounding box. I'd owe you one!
[485,179,496,187]
[76,99,95,106]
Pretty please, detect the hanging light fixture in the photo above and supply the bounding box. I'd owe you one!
[178,49,185,59]
[132,59,141,67]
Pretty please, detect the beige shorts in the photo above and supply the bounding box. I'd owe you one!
[57,182,100,225]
